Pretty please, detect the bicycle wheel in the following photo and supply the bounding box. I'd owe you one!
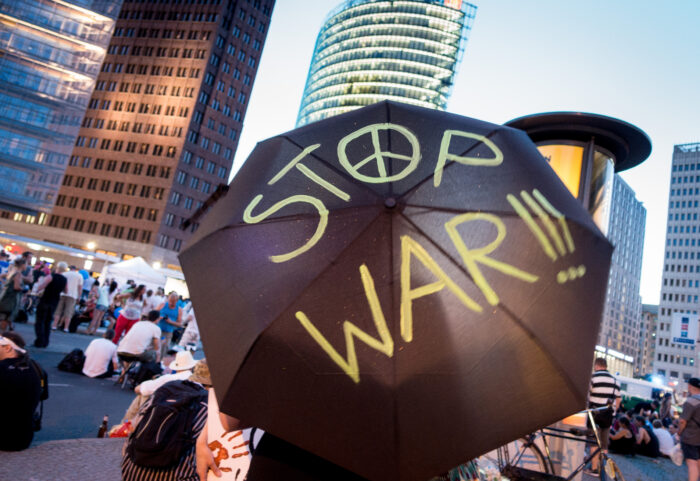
[482,438,552,475]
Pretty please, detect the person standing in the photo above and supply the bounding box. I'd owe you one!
[158,292,183,358]
[52,265,83,332]
[660,392,674,425]
[32,262,68,348]
[112,284,146,344]
[87,280,110,335]
[0,257,26,332]
[0,332,43,451]
[586,357,620,475]
[679,378,700,481]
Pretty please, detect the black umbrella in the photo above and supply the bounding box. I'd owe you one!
[179,101,613,481]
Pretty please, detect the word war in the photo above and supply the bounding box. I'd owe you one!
[243,122,503,263]
[295,193,587,384]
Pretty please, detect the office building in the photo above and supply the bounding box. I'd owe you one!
[638,304,658,376]
[296,0,476,126]
[595,175,646,377]
[0,0,121,215]
[0,0,275,272]
[654,142,700,383]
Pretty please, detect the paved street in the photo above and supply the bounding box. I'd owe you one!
[0,320,690,481]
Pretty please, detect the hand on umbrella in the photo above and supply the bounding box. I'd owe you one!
[196,424,221,481]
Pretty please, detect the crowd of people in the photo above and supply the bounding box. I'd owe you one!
[589,357,700,481]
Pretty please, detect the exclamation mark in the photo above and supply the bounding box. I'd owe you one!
[506,189,586,284]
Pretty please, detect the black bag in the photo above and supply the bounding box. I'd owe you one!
[14,309,28,323]
[28,359,48,431]
[57,348,85,373]
[127,380,207,467]
[132,361,163,385]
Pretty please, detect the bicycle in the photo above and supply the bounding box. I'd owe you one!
[483,407,626,480]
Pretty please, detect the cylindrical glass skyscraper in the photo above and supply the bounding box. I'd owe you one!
[296,0,476,127]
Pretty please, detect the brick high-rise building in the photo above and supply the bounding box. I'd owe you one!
[2,0,275,271]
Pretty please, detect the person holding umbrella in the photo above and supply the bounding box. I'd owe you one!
[196,395,366,481]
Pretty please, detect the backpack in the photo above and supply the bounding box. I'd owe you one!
[132,361,163,386]
[127,380,207,468]
[57,348,85,373]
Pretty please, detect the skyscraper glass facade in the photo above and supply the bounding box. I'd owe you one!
[0,0,120,215]
[296,0,476,126]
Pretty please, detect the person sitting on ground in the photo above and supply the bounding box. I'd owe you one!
[652,419,676,457]
[122,350,198,423]
[634,415,660,457]
[116,310,161,367]
[0,332,43,451]
[82,329,118,379]
[608,417,636,455]
[121,359,210,481]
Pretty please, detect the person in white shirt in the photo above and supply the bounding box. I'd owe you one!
[141,287,165,318]
[117,310,161,364]
[122,351,198,423]
[51,266,83,332]
[652,419,676,456]
[82,329,118,378]
[135,350,196,396]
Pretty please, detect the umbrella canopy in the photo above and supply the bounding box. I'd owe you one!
[179,101,613,481]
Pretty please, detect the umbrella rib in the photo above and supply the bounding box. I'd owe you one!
[395,126,503,203]
[280,135,384,201]
[397,211,588,403]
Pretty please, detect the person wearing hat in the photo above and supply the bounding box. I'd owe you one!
[122,350,199,423]
[680,377,700,481]
[0,332,43,451]
[135,350,197,397]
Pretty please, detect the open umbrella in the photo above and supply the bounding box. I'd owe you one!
[179,101,613,481]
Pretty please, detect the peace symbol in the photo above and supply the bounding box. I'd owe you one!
[337,123,421,184]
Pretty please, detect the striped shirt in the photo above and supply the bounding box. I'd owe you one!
[121,386,208,481]
[588,369,620,408]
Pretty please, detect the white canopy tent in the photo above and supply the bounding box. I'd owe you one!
[100,257,166,291]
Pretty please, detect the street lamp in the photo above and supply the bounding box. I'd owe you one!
[86,241,97,250]
[505,112,651,235]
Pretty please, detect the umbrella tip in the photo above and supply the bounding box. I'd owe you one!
[384,197,397,209]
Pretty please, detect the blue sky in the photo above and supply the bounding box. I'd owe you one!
[233,0,700,304]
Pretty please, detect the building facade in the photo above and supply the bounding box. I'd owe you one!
[639,304,658,376]
[0,0,121,215]
[653,142,700,383]
[296,0,476,126]
[595,175,646,378]
[0,0,275,271]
